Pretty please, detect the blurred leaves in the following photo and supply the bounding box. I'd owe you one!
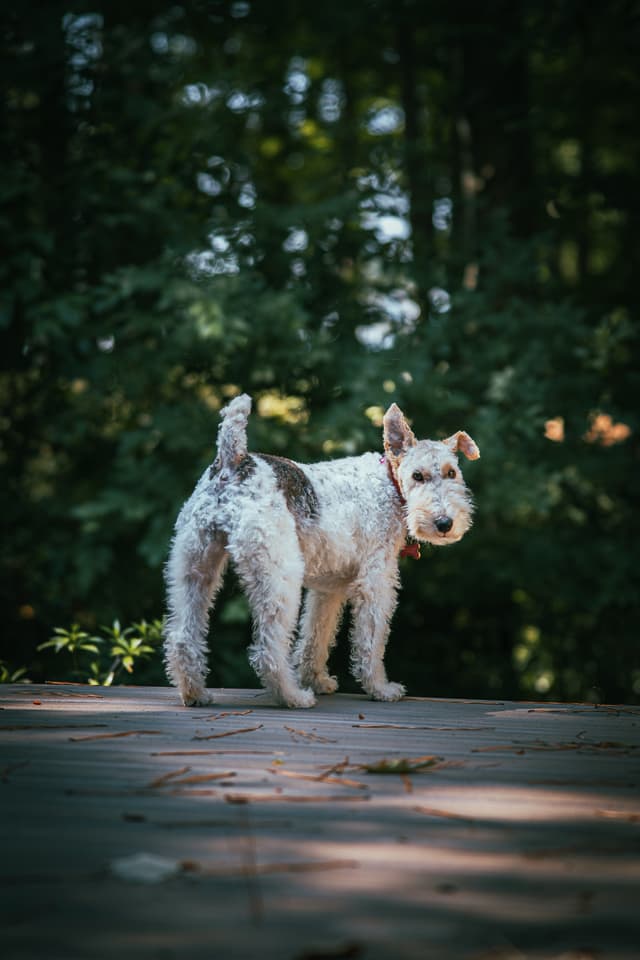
[1,1,638,702]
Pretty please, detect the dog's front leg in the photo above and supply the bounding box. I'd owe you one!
[295,588,346,694]
[348,567,405,701]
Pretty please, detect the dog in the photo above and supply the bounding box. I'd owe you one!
[164,394,479,707]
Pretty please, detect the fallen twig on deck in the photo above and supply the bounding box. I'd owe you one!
[40,690,105,699]
[284,725,337,744]
[400,773,413,793]
[352,723,492,732]
[472,739,639,754]
[413,805,476,822]
[270,767,368,790]
[192,724,263,741]
[203,709,253,721]
[161,772,236,786]
[69,729,162,742]
[151,749,272,756]
[147,766,191,787]
[316,757,351,779]
[595,808,640,823]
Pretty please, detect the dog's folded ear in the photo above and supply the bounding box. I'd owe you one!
[383,403,417,459]
[443,430,480,460]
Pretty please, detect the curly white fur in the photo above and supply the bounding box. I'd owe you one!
[164,395,479,707]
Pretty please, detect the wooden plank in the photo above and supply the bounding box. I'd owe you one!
[1,684,639,959]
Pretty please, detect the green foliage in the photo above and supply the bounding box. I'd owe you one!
[39,624,101,656]
[1,1,638,703]
[36,620,164,687]
[0,661,30,684]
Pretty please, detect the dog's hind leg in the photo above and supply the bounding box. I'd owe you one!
[295,588,346,694]
[230,524,316,709]
[164,528,228,706]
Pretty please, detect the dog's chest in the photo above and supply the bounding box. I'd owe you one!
[296,462,404,582]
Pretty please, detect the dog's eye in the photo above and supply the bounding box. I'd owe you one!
[412,471,424,482]
[446,468,457,479]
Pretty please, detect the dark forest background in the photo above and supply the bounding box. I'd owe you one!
[1,0,638,702]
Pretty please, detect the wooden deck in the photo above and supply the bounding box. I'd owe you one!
[1,684,639,960]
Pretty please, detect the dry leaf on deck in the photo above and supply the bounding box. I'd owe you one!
[358,755,443,774]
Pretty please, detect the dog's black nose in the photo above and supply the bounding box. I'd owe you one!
[435,515,453,533]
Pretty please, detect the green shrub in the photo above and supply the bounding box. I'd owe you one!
[36,619,164,686]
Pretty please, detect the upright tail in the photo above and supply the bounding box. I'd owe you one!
[215,393,252,469]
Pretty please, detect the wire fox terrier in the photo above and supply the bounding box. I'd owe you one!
[164,394,480,708]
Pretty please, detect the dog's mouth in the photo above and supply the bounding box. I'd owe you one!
[419,530,463,546]
[409,517,468,546]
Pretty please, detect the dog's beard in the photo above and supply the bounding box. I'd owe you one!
[406,507,472,546]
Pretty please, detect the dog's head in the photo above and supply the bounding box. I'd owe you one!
[383,403,480,546]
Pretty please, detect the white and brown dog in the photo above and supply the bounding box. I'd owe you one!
[164,395,479,707]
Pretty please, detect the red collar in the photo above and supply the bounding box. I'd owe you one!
[385,456,406,504]
[381,457,421,559]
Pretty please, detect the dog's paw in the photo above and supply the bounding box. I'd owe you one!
[284,687,317,709]
[180,688,213,707]
[310,673,339,695]
[369,681,406,702]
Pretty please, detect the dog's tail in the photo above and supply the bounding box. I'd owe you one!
[215,393,252,469]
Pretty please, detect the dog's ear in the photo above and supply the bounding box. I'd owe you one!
[383,404,417,459]
[443,430,480,460]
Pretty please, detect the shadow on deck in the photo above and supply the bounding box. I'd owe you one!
[1,684,639,959]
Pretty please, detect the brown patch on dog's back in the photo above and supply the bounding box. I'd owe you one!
[259,454,319,521]
[235,454,258,483]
